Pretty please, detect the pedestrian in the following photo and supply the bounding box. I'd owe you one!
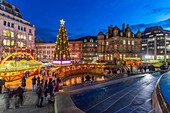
[36,83,44,107]
[37,76,40,86]
[16,87,24,106]
[47,78,53,103]
[57,77,61,83]
[32,76,37,91]
[53,80,60,94]
[130,65,133,72]
[43,80,48,97]
[0,77,3,93]
[144,66,147,73]
[92,75,94,81]
[21,76,26,91]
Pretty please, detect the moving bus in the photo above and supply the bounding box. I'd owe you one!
[124,58,142,66]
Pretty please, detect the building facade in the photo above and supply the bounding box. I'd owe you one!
[0,0,35,57]
[142,26,170,60]
[97,24,142,62]
[35,40,83,63]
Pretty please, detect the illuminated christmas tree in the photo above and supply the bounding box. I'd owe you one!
[53,19,71,65]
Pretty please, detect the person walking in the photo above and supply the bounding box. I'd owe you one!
[32,76,37,91]
[144,66,147,73]
[43,80,48,97]
[130,65,133,73]
[53,80,60,94]
[37,76,40,87]
[21,76,26,91]
[47,78,53,103]
[36,83,44,107]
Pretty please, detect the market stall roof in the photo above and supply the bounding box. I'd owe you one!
[0,60,47,73]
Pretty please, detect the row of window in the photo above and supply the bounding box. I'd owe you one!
[157,46,165,49]
[84,44,97,47]
[39,51,54,54]
[4,21,14,28]
[148,38,154,41]
[83,53,97,56]
[84,39,97,43]
[142,44,147,46]
[69,44,79,47]
[37,46,55,49]
[3,30,32,40]
[123,40,135,45]
[3,39,27,47]
[1,10,31,26]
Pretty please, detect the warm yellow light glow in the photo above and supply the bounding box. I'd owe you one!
[60,19,65,25]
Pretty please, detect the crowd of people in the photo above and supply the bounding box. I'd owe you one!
[31,76,60,107]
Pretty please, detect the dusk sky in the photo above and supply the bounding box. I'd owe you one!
[6,0,170,42]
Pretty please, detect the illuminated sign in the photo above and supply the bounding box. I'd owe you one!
[62,60,71,64]
[52,61,61,64]
[52,60,71,65]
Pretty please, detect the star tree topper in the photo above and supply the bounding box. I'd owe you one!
[60,19,65,25]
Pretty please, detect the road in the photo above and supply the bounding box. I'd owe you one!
[70,72,165,113]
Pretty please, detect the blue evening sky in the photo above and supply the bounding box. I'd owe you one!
[6,0,170,42]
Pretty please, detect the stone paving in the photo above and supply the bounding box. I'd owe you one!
[70,72,165,113]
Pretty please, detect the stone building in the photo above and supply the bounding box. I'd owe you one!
[97,24,142,63]
[142,26,170,60]
[35,40,83,63]
[0,0,35,57]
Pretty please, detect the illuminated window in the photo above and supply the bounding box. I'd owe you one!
[84,39,87,42]
[18,42,20,46]
[123,40,126,44]
[84,44,86,47]
[132,41,134,45]
[11,40,14,46]
[11,32,14,37]
[92,44,93,47]
[128,41,130,45]
[29,36,32,40]
[7,40,10,46]
[3,39,6,45]
[96,44,97,47]
[21,35,23,39]
[106,41,108,46]
[75,44,79,47]
[21,42,23,47]
[7,31,10,37]
[18,34,21,39]
[3,30,7,36]
[24,35,26,40]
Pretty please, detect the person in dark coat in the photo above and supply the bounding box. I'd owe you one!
[16,87,24,105]
[36,83,44,107]
[130,65,133,73]
[32,76,37,91]
[47,78,53,103]
[144,66,147,73]
[57,77,61,83]
[48,78,53,96]
[85,75,91,81]
[43,80,48,97]
[21,76,26,91]
[37,76,40,86]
